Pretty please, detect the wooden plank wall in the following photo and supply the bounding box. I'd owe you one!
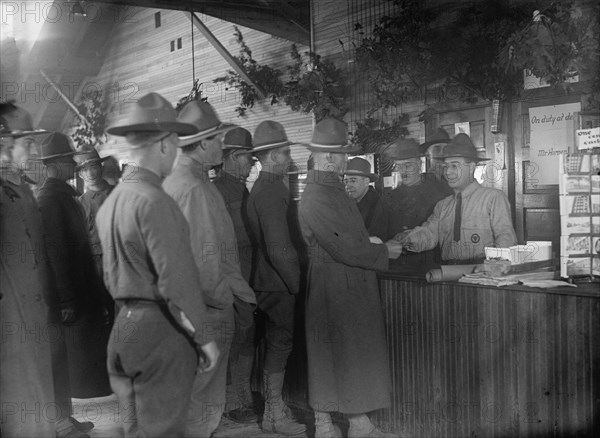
[313,0,432,141]
[92,6,314,170]
[375,278,600,437]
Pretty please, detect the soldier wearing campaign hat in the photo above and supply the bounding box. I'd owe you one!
[419,127,452,189]
[163,100,256,437]
[36,131,113,403]
[245,120,306,436]
[0,101,48,183]
[74,148,116,324]
[97,92,220,437]
[1,104,99,438]
[383,137,449,261]
[299,118,402,438]
[396,133,517,263]
[0,103,58,437]
[213,127,259,424]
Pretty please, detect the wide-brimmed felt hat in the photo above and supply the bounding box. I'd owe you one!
[106,92,199,137]
[345,157,378,182]
[40,132,76,162]
[303,118,360,154]
[383,137,422,160]
[74,149,109,170]
[177,101,237,147]
[251,121,295,153]
[0,103,48,138]
[418,128,451,154]
[442,133,490,162]
[223,127,252,150]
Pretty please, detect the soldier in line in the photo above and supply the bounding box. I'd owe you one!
[246,120,306,436]
[164,101,256,437]
[1,103,57,437]
[299,118,402,438]
[74,148,116,322]
[213,127,259,423]
[97,92,219,437]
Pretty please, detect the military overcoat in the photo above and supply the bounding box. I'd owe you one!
[298,170,391,414]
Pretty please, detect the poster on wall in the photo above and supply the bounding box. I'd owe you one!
[559,152,600,279]
[529,102,581,185]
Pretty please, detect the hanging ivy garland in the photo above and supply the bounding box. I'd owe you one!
[71,89,108,151]
[213,26,350,121]
[207,2,597,155]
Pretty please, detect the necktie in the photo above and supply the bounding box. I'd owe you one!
[453,192,462,242]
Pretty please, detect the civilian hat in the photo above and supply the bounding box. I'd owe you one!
[345,157,378,182]
[177,101,237,147]
[252,121,294,153]
[74,149,109,170]
[442,133,490,161]
[0,103,48,138]
[106,92,198,137]
[40,132,76,161]
[383,137,422,160]
[418,128,450,154]
[223,127,252,150]
[303,118,360,153]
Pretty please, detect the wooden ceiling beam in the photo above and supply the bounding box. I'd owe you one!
[92,0,310,44]
[188,12,266,99]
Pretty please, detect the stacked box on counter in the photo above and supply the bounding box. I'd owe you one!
[558,152,600,278]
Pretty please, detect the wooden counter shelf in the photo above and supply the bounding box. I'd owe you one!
[372,265,599,437]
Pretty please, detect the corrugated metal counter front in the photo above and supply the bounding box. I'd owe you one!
[374,265,600,438]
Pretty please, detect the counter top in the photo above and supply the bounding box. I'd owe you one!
[377,260,600,298]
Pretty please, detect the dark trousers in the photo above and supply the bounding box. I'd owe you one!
[230,297,256,359]
[186,306,235,438]
[108,303,198,438]
[256,291,296,373]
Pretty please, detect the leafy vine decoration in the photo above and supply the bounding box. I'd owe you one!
[213,27,350,121]
[213,26,284,117]
[175,79,207,112]
[71,89,108,151]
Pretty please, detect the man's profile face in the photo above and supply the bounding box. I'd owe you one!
[234,150,254,179]
[274,145,292,171]
[12,136,39,171]
[0,136,15,168]
[163,133,179,174]
[344,174,370,200]
[327,152,348,175]
[202,133,225,166]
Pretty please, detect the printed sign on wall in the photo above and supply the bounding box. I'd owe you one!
[529,102,581,185]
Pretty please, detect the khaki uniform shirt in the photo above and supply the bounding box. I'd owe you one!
[96,166,214,345]
[163,155,255,307]
[405,181,517,262]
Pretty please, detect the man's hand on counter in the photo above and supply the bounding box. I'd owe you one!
[369,236,384,244]
[385,240,403,259]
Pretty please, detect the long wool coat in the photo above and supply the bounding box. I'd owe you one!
[1,176,56,436]
[37,177,111,398]
[298,170,391,414]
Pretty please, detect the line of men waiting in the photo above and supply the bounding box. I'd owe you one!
[0,90,517,438]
